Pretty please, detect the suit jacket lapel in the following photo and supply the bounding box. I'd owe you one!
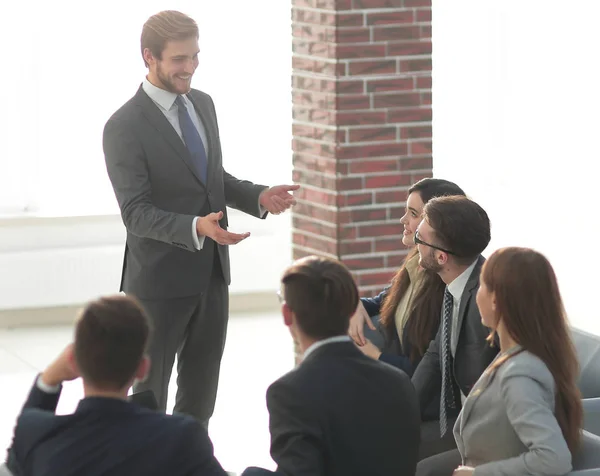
[452,256,485,355]
[458,344,523,433]
[134,86,206,187]
[458,365,497,433]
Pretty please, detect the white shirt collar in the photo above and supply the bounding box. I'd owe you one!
[142,77,178,112]
[303,335,352,361]
[447,259,478,302]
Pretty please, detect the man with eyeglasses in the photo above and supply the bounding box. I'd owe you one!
[410,196,499,466]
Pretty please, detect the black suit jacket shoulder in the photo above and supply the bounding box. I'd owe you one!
[6,378,226,476]
[267,341,420,476]
[411,256,499,414]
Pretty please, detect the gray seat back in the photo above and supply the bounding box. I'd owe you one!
[0,464,13,476]
[572,328,600,399]
[573,431,600,471]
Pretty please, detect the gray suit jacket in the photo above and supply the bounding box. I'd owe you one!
[103,86,267,299]
[412,256,498,416]
[455,347,572,475]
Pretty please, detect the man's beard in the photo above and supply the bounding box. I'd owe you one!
[419,248,443,274]
[156,63,190,94]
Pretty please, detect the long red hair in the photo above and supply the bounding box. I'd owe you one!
[482,247,582,454]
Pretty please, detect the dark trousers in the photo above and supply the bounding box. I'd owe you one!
[133,255,228,428]
[416,449,462,476]
[419,418,458,461]
[241,468,280,476]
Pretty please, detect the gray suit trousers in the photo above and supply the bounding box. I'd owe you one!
[133,251,228,428]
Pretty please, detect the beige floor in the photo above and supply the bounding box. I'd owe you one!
[0,311,293,474]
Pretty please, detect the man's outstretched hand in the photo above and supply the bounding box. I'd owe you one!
[259,184,300,215]
[196,211,250,245]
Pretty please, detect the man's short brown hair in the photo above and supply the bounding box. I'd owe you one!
[282,256,359,339]
[141,10,199,66]
[423,195,491,265]
[74,295,151,390]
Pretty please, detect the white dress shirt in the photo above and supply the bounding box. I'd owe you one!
[142,78,208,250]
[36,374,61,394]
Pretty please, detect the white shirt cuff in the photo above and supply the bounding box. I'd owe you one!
[36,374,61,394]
[192,217,205,250]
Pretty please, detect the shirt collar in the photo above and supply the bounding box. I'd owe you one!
[76,396,135,414]
[303,335,352,361]
[142,77,178,112]
[447,259,478,302]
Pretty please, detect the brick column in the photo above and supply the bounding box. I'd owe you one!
[292,0,433,300]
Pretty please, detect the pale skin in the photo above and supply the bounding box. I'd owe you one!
[348,191,426,351]
[354,215,474,357]
[281,301,317,357]
[143,36,299,247]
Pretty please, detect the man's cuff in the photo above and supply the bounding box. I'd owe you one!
[258,198,268,218]
[36,374,61,394]
[192,217,205,250]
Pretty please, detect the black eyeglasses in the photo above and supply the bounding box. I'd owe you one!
[414,230,456,255]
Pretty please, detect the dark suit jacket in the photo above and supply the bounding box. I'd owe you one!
[5,378,227,476]
[267,341,420,476]
[103,85,267,300]
[362,291,441,420]
[411,256,499,417]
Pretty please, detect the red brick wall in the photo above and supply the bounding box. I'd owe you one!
[292,0,432,296]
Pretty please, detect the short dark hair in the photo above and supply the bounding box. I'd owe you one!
[282,256,359,340]
[141,10,199,66]
[74,295,151,391]
[423,195,491,264]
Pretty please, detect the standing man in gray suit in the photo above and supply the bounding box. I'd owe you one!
[103,10,298,428]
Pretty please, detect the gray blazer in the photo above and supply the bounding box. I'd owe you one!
[454,347,572,475]
[103,86,267,300]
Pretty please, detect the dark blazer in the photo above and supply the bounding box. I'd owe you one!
[5,378,227,476]
[411,256,499,416]
[361,289,434,376]
[266,341,420,476]
[103,86,267,300]
[362,290,441,420]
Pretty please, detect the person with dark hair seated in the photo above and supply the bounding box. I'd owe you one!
[411,196,499,460]
[4,295,227,476]
[242,256,420,476]
[349,178,466,382]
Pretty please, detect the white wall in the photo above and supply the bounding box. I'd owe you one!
[0,0,293,313]
[433,0,600,334]
[0,211,291,311]
[0,0,292,216]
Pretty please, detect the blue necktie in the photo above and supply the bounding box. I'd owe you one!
[175,95,208,183]
[440,288,456,437]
